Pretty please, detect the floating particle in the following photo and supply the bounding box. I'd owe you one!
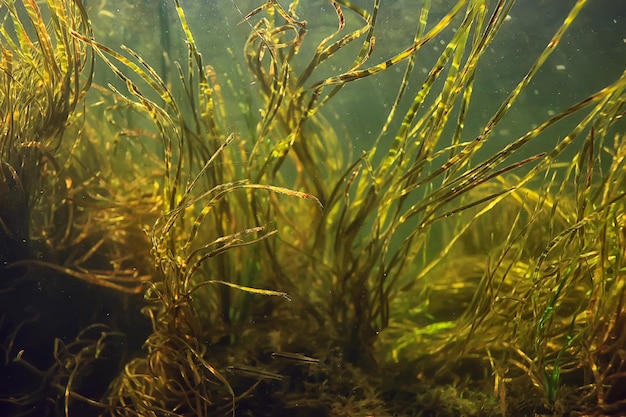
[555,64,566,71]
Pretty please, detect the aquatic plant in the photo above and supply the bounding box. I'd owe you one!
[1,0,624,416]
[0,0,157,292]
[0,0,92,280]
[0,0,158,414]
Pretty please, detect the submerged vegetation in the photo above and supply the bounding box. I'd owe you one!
[1,0,624,416]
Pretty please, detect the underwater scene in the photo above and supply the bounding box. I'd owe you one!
[1,0,625,416]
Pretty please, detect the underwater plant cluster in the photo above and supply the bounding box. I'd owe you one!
[1,0,625,416]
